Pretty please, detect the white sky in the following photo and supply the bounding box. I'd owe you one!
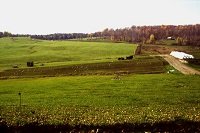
[0,0,200,34]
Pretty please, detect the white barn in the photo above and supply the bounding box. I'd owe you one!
[167,37,175,40]
[170,51,194,60]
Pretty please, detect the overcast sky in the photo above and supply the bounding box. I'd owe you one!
[0,0,200,34]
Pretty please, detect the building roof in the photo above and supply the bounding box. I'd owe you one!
[170,51,194,59]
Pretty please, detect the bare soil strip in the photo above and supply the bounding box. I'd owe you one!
[0,59,167,79]
[161,55,200,75]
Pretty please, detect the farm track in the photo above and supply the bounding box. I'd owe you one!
[0,59,167,79]
[140,44,200,75]
[160,55,200,75]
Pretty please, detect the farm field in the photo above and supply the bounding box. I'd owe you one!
[0,37,170,79]
[0,74,200,127]
[140,44,200,73]
[0,37,200,132]
[0,37,136,71]
[0,56,169,79]
[141,44,200,55]
[1,0,200,131]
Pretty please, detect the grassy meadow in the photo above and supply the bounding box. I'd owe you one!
[0,74,200,126]
[0,37,136,71]
[0,37,200,129]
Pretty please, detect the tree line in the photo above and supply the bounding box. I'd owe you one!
[92,24,200,46]
[0,32,88,40]
[31,33,88,40]
[1,24,200,46]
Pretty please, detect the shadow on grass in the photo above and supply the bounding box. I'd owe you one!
[1,119,200,133]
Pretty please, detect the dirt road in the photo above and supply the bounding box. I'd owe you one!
[161,55,200,75]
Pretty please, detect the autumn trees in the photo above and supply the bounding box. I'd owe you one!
[91,24,200,46]
[1,24,200,46]
[176,37,184,45]
[149,34,156,44]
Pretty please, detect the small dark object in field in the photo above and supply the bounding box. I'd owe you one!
[118,57,125,60]
[27,61,34,67]
[18,92,21,111]
[31,110,35,114]
[12,65,18,68]
[40,63,44,66]
[126,55,133,60]
[112,75,121,80]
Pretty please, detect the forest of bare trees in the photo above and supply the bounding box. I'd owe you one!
[92,24,200,46]
[1,24,200,46]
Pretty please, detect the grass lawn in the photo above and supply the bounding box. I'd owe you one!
[157,39,177,45]
[0,74,200,126]
[0,37,136,71]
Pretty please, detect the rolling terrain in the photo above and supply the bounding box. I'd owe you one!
[0,37,136,71]
[0,37,200,132]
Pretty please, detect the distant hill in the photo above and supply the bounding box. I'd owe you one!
[0,37,136,71]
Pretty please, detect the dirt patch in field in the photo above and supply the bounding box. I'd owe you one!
[141,45,200,55]
[0,58,168,79]
[1,120,200,133]
[143,45,171,54]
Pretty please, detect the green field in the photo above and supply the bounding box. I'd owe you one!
[0,56,169,79]
[0,37,136,71]
[0,37,200,130]
[0,74,200,126]
[157,39,177,45]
